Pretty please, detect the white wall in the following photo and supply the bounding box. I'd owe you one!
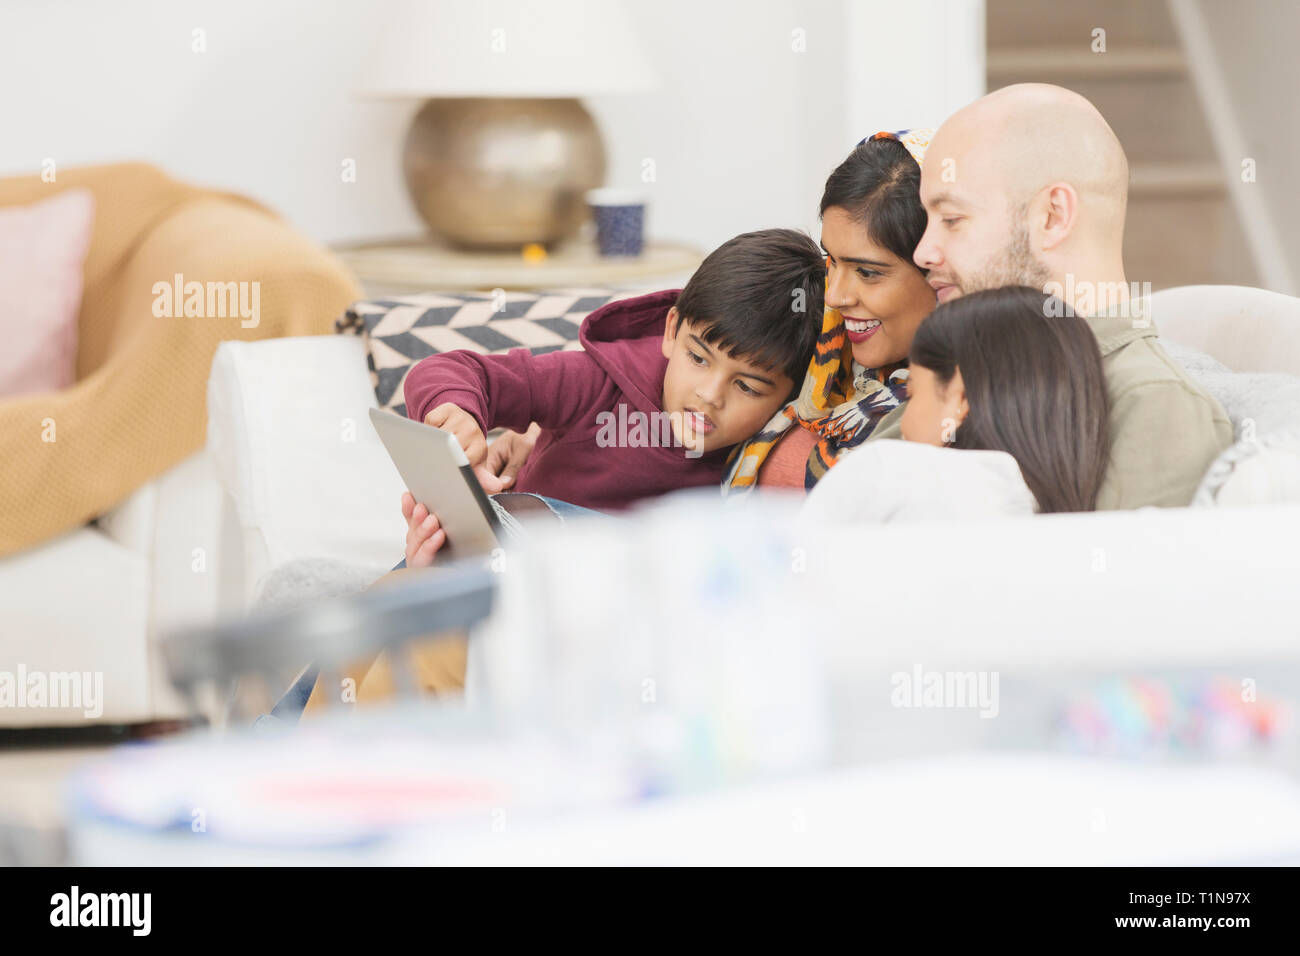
[0,0,420,244]
[589,0,847,251]
[597,0,985,252]
[0,0,985,251]
[844,0,985,145]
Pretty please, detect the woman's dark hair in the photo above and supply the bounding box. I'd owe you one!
[819,136,927,268]
[908,286,1110,513]
[675,227,825,395]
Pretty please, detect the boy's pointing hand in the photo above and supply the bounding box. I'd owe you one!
[478,422,541,492]
[424,402,488,468]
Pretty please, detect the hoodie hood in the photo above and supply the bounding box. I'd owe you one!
[578,289,681,416]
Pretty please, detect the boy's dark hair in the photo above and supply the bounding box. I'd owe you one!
[909,286,1111,514]
[674,228,825,396]
[820,136,927,270]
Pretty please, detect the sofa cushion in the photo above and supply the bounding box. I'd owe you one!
[1194,429,1300,507]
[1164,340,1300,439]
[0,188,95,399]
[336,289,654,418]
[1162,340,1300,506]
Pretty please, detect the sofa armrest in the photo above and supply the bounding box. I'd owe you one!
[206,335,405,605]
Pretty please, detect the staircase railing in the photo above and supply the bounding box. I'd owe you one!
[1167,0,1297,295]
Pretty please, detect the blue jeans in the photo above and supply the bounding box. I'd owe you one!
[539,498,599,518]
[492,492,603,522]
[255,494,601,729]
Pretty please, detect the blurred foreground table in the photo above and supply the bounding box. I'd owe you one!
[63,707,1300,866]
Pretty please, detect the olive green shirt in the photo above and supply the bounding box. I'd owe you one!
[867,309,1233,510]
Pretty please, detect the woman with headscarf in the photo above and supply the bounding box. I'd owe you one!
[722,129,938,494]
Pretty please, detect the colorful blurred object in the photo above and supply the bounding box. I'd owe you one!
[1061,675,1290,756]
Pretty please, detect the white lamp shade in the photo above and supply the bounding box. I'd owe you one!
[364,0,659,98]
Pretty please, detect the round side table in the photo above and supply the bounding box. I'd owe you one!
[334,237,704,296]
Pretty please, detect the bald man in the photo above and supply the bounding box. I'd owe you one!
[871,83,1231,509]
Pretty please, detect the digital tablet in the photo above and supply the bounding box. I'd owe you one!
[368,407,503,563]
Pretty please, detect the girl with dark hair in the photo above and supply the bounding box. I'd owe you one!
[723,130,938,493]
[902,286,1111,512]
[801,286,1110,524]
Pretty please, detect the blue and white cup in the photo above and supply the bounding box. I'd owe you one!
[587,189,646,257]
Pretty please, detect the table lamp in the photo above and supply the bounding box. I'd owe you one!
[365,0,658,250]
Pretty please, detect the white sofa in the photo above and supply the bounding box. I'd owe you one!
[3,285,1298,728]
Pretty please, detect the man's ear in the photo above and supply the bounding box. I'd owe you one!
[1038,182,1079,251]
[661,306,680,360]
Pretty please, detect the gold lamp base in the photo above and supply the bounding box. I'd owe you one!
[402,97,607,251]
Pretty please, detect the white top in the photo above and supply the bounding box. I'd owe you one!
[800,439,1038,525]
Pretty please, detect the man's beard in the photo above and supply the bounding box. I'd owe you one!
[962,223,1052,294]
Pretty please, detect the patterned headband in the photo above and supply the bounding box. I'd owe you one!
[857,128,934,169]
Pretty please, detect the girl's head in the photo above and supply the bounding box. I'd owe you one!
[902,286,1110,513]
[820,135,937,369]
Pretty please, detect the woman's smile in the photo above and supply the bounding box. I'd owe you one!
[842,315,882,343]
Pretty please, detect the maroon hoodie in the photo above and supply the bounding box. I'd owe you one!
[402,289,734,512]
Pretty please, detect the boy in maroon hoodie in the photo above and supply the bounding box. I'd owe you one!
[400,229,824,564]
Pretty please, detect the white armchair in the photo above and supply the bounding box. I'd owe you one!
[0,332,403,730]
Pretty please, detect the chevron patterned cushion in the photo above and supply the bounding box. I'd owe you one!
[336,287,659,418]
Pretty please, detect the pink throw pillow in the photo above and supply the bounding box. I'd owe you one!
[0,188,96,399]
